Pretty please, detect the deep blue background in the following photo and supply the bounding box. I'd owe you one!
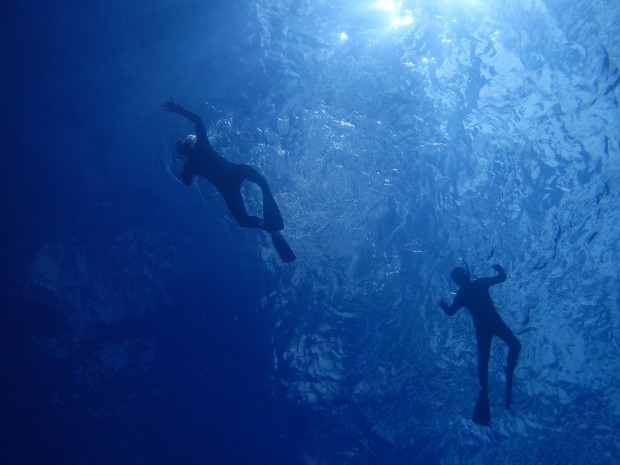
[2,0,619,464]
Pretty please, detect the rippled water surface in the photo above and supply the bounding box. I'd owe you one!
[3,0,619,464]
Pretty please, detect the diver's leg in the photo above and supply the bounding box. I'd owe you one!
[495,318,521,409]
[495,318,521,372]
[221,187,261,229]
[242,165,283,232]
[476,331,492,389]
[473,331,492,426]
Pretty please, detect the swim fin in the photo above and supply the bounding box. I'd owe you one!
[472,387,490,426]
[271,232,296,263]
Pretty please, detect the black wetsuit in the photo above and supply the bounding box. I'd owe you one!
[175,106,283,233]
[443,266,521,388]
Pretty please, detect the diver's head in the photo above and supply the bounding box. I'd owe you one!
[450,267,470,286]
[176,134,197,157]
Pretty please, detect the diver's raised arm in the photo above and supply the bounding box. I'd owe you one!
[492,264,506,279]
[164,99,207,142]
[485,264,507,286]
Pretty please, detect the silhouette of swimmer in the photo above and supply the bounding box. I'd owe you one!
[164,100,295,263]
[439,264,521,426]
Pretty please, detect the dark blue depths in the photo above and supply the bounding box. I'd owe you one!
[2,0,619,464]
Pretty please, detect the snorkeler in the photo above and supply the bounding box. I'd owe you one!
[164,99,295,263]
[439,263,521,426]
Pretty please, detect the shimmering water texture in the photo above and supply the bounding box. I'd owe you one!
[5,0,619,464]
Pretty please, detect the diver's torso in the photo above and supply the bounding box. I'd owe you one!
[186,148,230,184]
[460,280,499,326]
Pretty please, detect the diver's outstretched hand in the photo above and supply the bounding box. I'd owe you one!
[164,99,183,113]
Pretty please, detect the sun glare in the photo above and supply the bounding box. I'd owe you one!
[375,0,413,28]
[391,14,413,26]
[375,0,402,12]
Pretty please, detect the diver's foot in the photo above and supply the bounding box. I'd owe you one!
[265,221,284,233]
[260,217,284,233]
[270,231,296,263]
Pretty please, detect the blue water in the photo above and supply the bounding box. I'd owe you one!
[2,0,619,464]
